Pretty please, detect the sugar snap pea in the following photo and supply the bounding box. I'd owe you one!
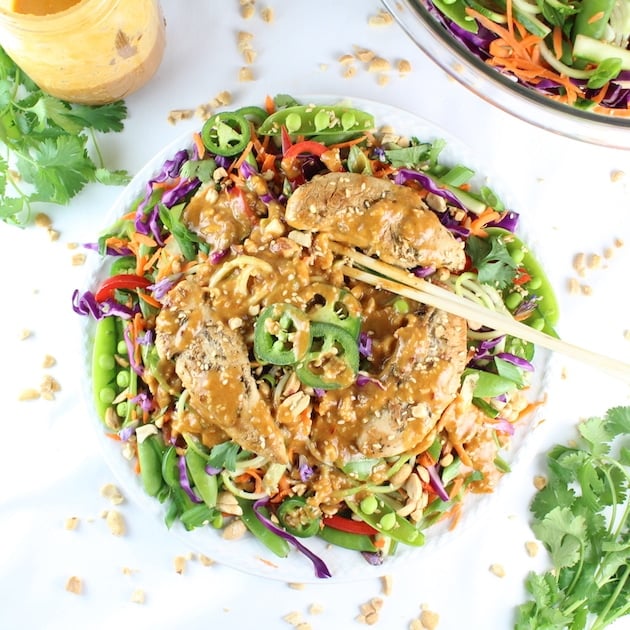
[257,104,374,138]
[137,433,166,497]
[236,497,290,558]
[185,448,218,508]
[91,316,119,422]
[317,525,377,552]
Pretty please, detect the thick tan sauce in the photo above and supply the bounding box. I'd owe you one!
[11,0,80,14]
[156,178,469,470]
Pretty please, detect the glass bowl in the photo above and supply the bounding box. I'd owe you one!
[382,0,630,149]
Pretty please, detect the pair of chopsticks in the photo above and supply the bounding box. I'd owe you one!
[331,242,630,385]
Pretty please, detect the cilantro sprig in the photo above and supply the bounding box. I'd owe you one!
[515,406,630,630]
[0,45,130,226]
[466,231,518,290]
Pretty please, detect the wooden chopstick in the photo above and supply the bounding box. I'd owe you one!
[331,243,630,384]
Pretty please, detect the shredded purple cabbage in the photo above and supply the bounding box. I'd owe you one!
[356,372,385,390]
[488,210,519,232]
[178,455,203,504]
[298,454,314,482]
[472,335,505,361]
[492,417,515,435]
[72,290,136,321]
[393,168,466,210]
[204,464,222,475]
[149,275,182,300]
[426,464,450,502]
[209,249,229,264]
[253,497,331,578]
[412,265,435,278]
[495,352,534,372]
[123,323,145,377]
[359,332,373,359]
[361,551,384,566]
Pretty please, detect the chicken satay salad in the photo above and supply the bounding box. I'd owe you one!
[72,95,558,578]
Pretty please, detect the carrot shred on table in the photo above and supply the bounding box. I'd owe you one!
[264,94,276,114]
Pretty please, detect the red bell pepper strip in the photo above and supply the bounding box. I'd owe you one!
[283,139,329,160]
[323,513,378,536]
[95,274,151,302]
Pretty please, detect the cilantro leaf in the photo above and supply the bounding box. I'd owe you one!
[0,43,129,225]
[206,441,241,472]
[515,406,630,629]
[465,231,518,289]
[16,135,95,204]
[69,101,128,133]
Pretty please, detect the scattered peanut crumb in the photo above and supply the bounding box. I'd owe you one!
[624,330,630,341]
[534,475,547,490]
[610,169,626,183]
[42,354,56,368]
[130,588,146,604]
[34,212,52,229]
[381,574,393,596]
[354,47,375,63]
[308,603,323,615]
[40,374,61,400]
[167,108,194,124]
[342,65,358,79]
[48,228,61,241]
[377,73,390,86]
[64,516,79,531]
[368,57,391,73]
[368,9,394,26]
[288,582,306,590]
[567,277,580,294]
[489,563,506,577]
[397,59,412,74]
[101,483,125,505]
[105,510,126,536]
[19,329,32,340]
[419,604,440,630]
[357,597,383,625]
[260,6,274,22]
[238,66,255,81]
[525,541,539,557]
[65,576,83,595]
[174,555,187,574]
[580,284,593,296]
[71,253,86,266]
[241,3,255,19]
[67,241,79,250]
[122,567,139,575]
[198,554,215,566]
[18,388,41,401]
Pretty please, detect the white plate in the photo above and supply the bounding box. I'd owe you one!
[80,95,553,583]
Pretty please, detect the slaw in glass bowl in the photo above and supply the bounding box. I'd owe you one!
[382,0,630,149]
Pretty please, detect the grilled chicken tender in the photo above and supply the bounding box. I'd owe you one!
[284,172,465,271]
[155,276,289,464]
[309,305,467,463]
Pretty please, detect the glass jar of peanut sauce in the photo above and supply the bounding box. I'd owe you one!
[0,0,165,104]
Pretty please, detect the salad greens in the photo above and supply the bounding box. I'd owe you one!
[515,406,630,630]
[0,44,130,226]
[422,0,630,114]
[73,95,558,578]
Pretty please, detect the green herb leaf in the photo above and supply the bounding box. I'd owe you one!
[0,44,129,225]
[515,406,630,629]
[206,441,241,472]
[466,231,518,289]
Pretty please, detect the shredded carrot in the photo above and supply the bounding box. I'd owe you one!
[372,537,386,549]
[232,140,254,171]
[152,177,181,191]
[192,131,206,160]
[468,207,502,237]
[448,476,465,500]
[138,292,161,309]
[264,94,276,114]
[329,133,371,150]
[133,233,158,248]
[453,442,473,468]
[105,432,122,441]
[134,458,141,475]
[465,7,583,105]
[588,10,604,24]
[552,25,563,60]
[447,502,463,530]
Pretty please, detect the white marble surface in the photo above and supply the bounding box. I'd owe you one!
[1,1,630,629]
